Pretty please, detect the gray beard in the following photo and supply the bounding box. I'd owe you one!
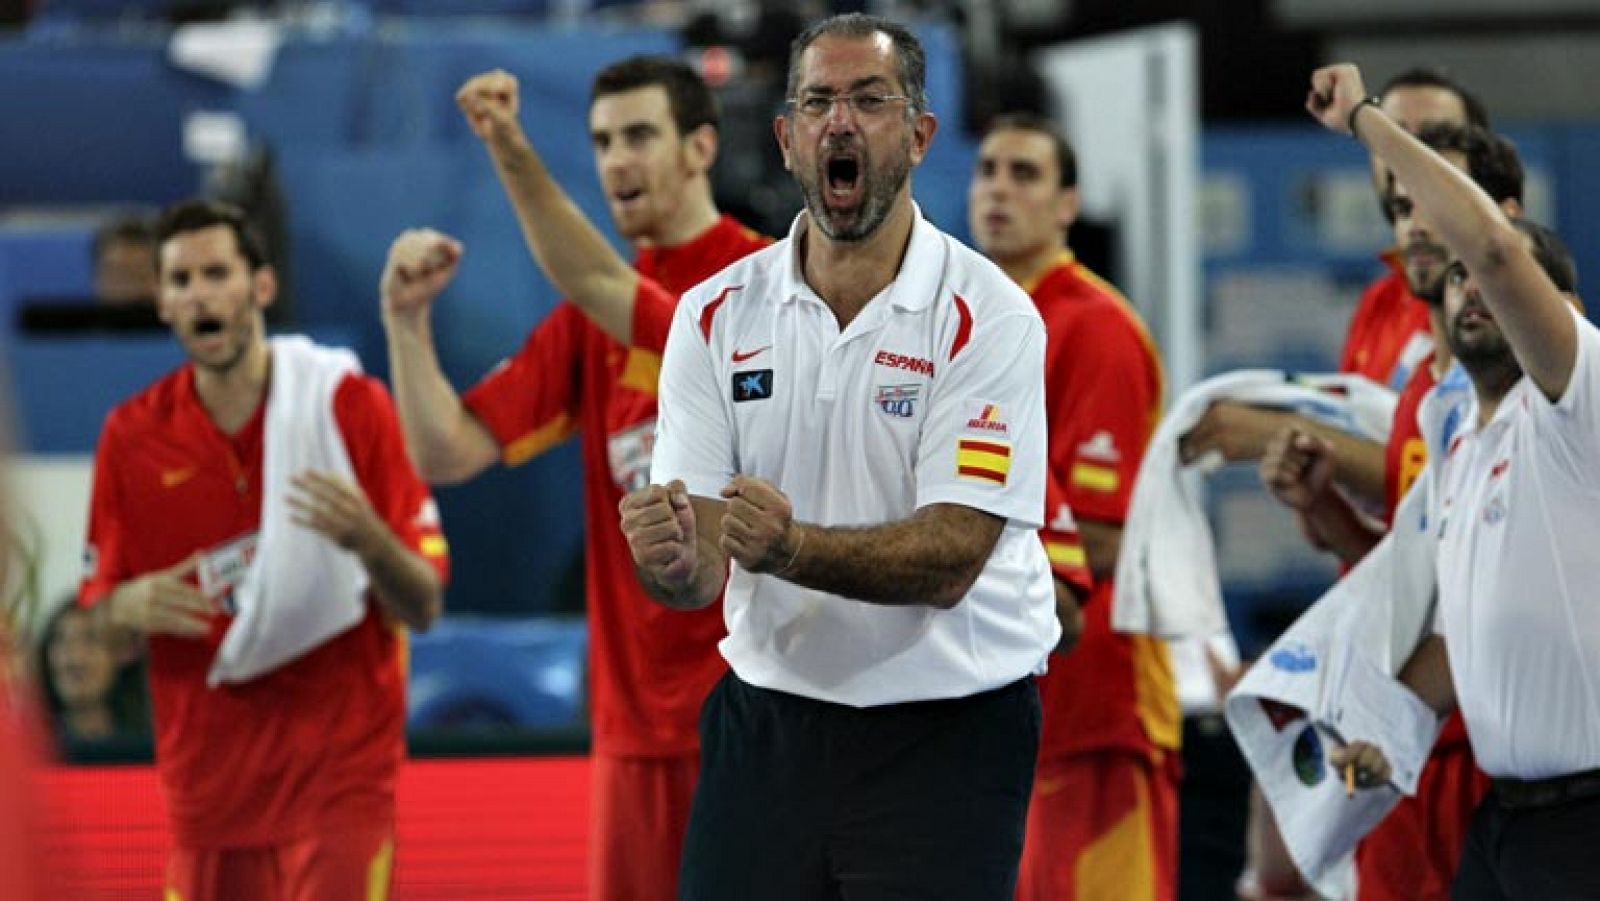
[800,144,911,243]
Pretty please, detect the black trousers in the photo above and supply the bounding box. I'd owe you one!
[679,672,1040,901]
[1452,786,1600,900]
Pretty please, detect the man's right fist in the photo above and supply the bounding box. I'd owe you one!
[619,480,699,587]
[380,228,463,320]
[456,69,522,143]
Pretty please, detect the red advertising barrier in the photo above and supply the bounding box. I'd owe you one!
[40,756,592,899]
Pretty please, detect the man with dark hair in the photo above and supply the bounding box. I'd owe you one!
[1260,122,1524,901]
[620,14,1057,898]
[81,199,449,900]
[379,55,767,901]
[1181,69,1490,513]
[1313,62,1600,900]
[968,112,1177,901]
[91,213,158,306]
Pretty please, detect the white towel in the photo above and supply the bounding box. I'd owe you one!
[1112,370,1397,640]
[207,335,369,686]
[1222,364,1473,897]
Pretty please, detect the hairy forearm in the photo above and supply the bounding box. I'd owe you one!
[778,506,1002,609]
[357,529,443,632]
[382,315,495,484]
[1297,490,1383,566]
[486,131,639,345]
[1318,430,1386,508]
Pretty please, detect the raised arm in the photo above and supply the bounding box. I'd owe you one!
[1309,64,1577,399]
[458,69,643,345]
[378,229,500,484]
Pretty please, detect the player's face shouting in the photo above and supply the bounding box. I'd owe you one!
[157,225,271,375]
[591,85,699,243]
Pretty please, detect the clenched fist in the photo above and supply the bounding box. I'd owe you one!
[456,69,523,144]
[620,480,700,588]
[380,228,462,321]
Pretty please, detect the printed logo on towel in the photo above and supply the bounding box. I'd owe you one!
[964,403,1009,435]
[956,438,1012,487]
[874,383,920,418]
[1269,641,1318,674]
[200,531,260,615]
[607,418,658,492]
[732,369,773,403]
[1292,725,1327,788]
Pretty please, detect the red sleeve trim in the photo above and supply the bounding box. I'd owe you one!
[949,293,974,361]
[699,285,740,342]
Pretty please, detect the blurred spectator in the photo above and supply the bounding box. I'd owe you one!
[91,214,159,307]
[34,599,148,743]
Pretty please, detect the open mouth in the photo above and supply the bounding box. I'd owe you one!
[193,316,225,336]
[613,187,644,206]
[825,153,861,199]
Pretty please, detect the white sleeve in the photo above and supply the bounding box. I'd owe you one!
[1530,308,1600,477]
[649,294,736,498]
[915,311,1048,528]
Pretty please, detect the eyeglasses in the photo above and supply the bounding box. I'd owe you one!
[787,92,912,120]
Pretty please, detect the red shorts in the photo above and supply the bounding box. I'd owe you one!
[1017,750,1180,901]
[1356,740,1489,901]
[589,752,699,901]
[165,821,394,901]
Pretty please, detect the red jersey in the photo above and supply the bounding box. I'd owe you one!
[1340,254,1433,390]
[1028,252,1179,760]
[462,214,768,757]
[1384,352,1436,522]
[79,362,449,848]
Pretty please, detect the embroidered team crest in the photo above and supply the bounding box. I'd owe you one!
[874,384,920,418]
[732,369,773,403]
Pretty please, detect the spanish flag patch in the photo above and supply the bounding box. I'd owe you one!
[957,438,1011,485]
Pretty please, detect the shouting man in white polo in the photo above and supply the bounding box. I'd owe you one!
[618,12,1058,900]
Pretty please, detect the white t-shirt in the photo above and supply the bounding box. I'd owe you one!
[1434,307,1600,779]
[651,208,1059,707]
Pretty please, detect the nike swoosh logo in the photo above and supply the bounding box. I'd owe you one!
[731,345,771,363]
[162,466,197,488]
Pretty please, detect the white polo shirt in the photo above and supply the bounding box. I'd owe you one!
[1434,307,1600,779]
[650,207,1059,707]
